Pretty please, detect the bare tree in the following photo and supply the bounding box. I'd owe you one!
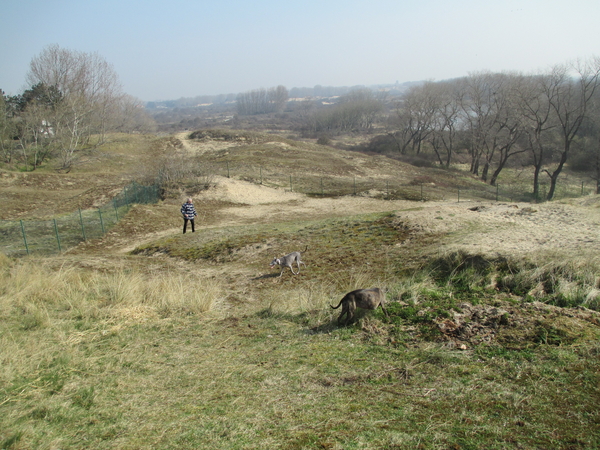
[389,82,437,155]
[236,86,289,115]
[585,88,600,194]
[458,72,504,176]
[335,89,383,132]
[112,94,157,134]
[26,45,125,169]
[542,59,600,200]
[483,73,525,186]
[513,73,557,200]
[427,80,462,167]
[270,85,289,113]
[301,88,383,136]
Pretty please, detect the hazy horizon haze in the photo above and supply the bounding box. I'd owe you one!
[1,0,599,102]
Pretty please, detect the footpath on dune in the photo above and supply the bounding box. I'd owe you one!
[68,130,600,260]
[72,173,600,264]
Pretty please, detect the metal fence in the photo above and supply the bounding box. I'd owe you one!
[0,182,160,257]
[2,162,594,257]
[200,160,595,203]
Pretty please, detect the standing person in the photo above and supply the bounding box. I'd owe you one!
[181,197,198,233]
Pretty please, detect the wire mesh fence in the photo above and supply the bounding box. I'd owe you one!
[1,161,594,258]
[198,160,595,203]
[0,182,160,257]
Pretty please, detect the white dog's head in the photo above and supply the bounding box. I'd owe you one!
[269,257,280,268]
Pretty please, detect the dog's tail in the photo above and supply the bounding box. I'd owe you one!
[330,298,344,309]
[302,245,308,253]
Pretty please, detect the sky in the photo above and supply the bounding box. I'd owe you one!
[1,0,599,102]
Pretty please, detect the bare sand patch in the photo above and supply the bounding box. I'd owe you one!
[196,176,600,259]
[68,166,600,267]
[393,200,600,258]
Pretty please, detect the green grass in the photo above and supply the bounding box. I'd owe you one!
[2,130,600,449]
[1,310,599,449]
[132,212,410,283]
[2,213,600,449]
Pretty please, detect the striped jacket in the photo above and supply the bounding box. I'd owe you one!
[181,202,197,219]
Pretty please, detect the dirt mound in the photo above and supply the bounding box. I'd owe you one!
[392,200,600,258]
[200,175,304,205]
[436,301,600,348]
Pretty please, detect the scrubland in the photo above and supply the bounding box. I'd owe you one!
[1,131,599,449]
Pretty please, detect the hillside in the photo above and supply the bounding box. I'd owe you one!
[1,131,600,449]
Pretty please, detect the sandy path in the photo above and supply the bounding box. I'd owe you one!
[192,175,600,259]
[86,132,600,262]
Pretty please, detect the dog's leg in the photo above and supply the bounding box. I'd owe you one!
[289,259,299,275]
[338,304,348,325]
[346,301,356,325]
[381,304,389,317]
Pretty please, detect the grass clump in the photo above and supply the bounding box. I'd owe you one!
[0,259,224,330]
[424,250,600,311]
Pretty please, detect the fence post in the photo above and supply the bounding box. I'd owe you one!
[321,178,324,195]
[20,220,30,255]
[290,176,293,192]
[226,161,230,178]
[353,177,357,195]
[496,184,499,202]
[458,187,460,203]
[98,208,105,234]
[113,199,119,221]
[78,208,87,241]
[582,181,584,196]
[386,180,389,199]
[260,167,263,185]
[53,219,62,253]
[421,183,424,201]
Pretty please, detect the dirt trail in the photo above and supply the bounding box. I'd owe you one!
[175,132,600,259]
[61,132,600,262]
[83,172,600,267]
[190,176,600,257]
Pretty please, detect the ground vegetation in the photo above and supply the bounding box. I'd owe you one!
[1,130,599,449]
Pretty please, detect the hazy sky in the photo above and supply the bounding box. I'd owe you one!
[1,0,599,102]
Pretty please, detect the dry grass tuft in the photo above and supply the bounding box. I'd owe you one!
[0,260,224,327]
[142,272,224,316]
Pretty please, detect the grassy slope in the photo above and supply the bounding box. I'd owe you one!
[1,131,599,450]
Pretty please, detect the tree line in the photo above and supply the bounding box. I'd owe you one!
[4,46,599,201]
[0,45,155,172]
[150,60,600,201]
[356,59,600,200]
[235,85,289,115]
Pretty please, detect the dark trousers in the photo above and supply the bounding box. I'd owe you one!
[183,218,195,233]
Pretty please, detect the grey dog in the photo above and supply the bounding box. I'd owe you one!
[330,288,388,325]
[269,246,308,277]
